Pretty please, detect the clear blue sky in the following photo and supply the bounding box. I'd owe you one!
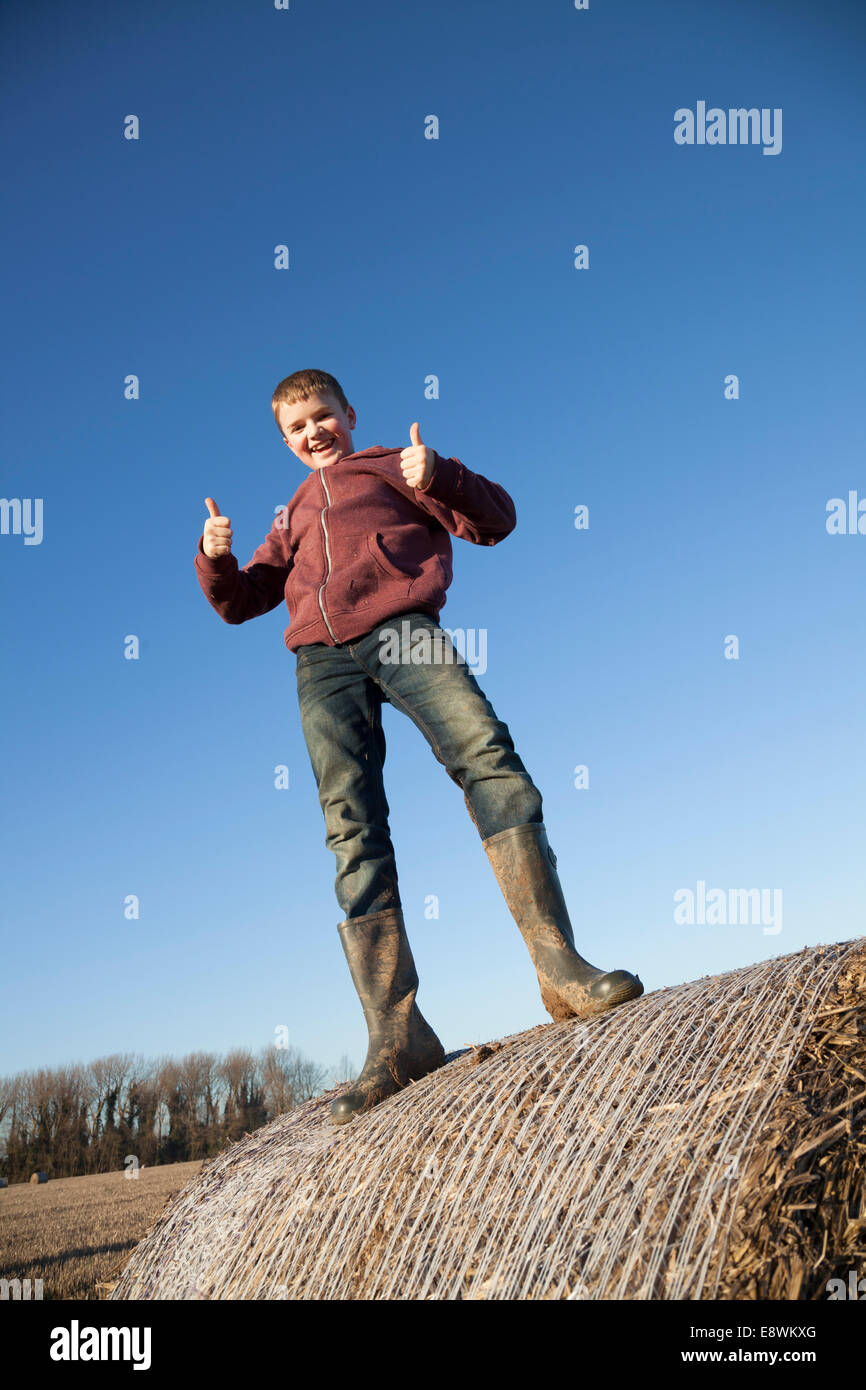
[2,0,864,1082]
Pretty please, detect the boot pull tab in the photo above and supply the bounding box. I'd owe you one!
[548,844,557,868]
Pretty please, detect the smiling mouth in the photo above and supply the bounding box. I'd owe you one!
[311,441,336,455]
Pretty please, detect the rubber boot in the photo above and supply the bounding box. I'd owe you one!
[483,823,644,1022]
[330,907,445,1125]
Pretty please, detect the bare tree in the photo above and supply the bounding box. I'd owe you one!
[331,1054,356,1086]
[0,1073,21,1176]
[260,1046,328,1117]
[125,1058,161,1167]
[0,1073,15,1130]
[1,1039,331,1179]
[173,1052,220,1158]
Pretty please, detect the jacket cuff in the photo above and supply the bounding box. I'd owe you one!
[195,535,237,574]
[416,451,459,502]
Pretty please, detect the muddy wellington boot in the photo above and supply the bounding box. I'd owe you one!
[483,823,643,1022]
[330,907,446,1126]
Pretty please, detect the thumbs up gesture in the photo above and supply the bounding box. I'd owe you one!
[202,497,233,558]
[399,422,434,490]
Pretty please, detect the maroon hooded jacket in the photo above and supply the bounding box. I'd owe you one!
[194,446,516,651]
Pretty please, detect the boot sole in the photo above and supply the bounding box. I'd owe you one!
[329,1045,446,1125]
[548,974,644,1022]
[599,975,644,1007]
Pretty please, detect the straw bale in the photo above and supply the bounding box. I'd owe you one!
[110,938,865,1300]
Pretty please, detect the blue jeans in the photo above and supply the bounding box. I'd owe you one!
[295,611,543,918]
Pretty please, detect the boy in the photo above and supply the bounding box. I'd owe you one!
[195,369,642,1125]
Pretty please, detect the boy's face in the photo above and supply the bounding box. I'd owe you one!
[277,391,357,471]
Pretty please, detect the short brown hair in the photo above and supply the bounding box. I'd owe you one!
[271,369,350,440]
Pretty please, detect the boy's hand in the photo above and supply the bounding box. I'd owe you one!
[400,422,435,490]
[202,497,233,558]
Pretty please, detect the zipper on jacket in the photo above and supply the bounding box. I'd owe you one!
[316,471,339,642]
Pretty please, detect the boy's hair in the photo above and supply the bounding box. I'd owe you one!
[271,369,350,440]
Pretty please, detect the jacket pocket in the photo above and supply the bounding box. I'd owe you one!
[409,552,446,600]
[366,532,417,585]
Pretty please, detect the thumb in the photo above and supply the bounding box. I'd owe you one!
[205,497,220,519]
[409,422,423,448]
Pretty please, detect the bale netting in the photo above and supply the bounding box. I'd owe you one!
[110,938,865,1301]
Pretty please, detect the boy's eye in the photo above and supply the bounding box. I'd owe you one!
[293,414,331,432]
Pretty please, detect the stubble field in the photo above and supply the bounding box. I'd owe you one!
[0,1162,202,1300]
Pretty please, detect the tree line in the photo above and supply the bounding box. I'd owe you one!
[0,1046,352,1184]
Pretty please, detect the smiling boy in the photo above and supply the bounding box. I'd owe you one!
[195,368,643,1124]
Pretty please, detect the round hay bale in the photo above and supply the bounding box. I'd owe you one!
[110,938,865,1300]
[29,1172,48,1185]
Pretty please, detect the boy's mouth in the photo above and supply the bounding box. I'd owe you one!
[311,440,337,457]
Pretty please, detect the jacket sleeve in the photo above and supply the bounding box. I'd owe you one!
[405,452,516,545]
[194,512,292,624]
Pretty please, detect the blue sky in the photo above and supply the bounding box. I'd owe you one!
[2,0,864,1083]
